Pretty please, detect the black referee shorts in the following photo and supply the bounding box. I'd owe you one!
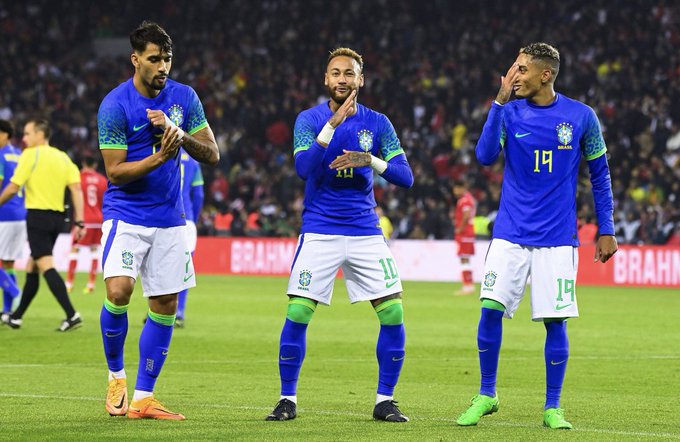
[26,209,66,259]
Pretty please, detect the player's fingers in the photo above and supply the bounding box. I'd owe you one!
[593,247,600,262]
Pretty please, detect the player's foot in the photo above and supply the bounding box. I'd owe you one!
[373,400,409,422]
[1,313,21,329]
[56,312,82,332]
[456,394,499,426]
[265,399,296,421]
[127,396,185,420]
[455,285,475,296]
[543,408,573,429]
[174,317,185,328]
[66,284,73,294]
[82,286,94,294]
[105,376,128,416]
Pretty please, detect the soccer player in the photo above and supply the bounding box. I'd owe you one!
[0,119,85,331]
[452,180,476,295]
[97,21,219,420]
[0,120,24,319]
[176,148,204,328]
[265,48,414,422]
[66,155,107,294]
[455,42,618,429]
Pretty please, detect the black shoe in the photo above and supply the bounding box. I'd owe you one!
[174,317,185,328]
[265,399,296,421]
[373,400,409,422]
[1,313,21,329]
[57,312,82,332]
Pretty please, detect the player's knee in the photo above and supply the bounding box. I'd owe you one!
[287,297,316,324]
[375,299,403,325]
[481,298,506,312]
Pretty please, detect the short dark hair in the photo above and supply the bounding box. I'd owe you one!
[520,42,560,78]
[26,118,51,139]
[82,155,98,168]
[0,119,14,138]
[130,21,172,54]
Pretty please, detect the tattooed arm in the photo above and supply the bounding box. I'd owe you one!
[181,126,220,166]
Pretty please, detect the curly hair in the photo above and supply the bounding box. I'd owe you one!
[520,42,560,78]
[130,21,173,54]
[328,47,363,71]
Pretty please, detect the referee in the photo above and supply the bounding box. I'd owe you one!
[0,118,85,331]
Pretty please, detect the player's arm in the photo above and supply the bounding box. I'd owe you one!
[456,207,472,235]
[0,182,19,206]
[68,182,86,240]
[146,109,219,166]
[1,148,34,205]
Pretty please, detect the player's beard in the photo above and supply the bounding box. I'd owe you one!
[328,85,356,106]
[147,75,168,91]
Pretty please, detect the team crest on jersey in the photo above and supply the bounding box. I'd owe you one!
[357,129,374,152]
[122,250,134,270]
[482,271,497,292]
[167,104,184,127]
[298,269,312,290]
[556,122,573,148]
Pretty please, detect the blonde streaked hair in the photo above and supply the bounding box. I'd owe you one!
[328,47,363,71]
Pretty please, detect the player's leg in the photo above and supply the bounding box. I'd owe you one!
[34,254,81,331]
[530,245,578,429]
[0,222,23,303]
[1,261,18,316]
[176,222,197,327]
[66,244,79,293]
[266,233,341,421]
[456,255,475,295]
[86,244,100,294]
[3,258,39,329]
[457,239,530,426]
[266,295,318,421]
[127,223,193,420]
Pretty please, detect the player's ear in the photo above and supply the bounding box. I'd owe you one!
[359,73,365,87]
[324,73,329,87]
[131,53,139,69]
[542,68,552,84]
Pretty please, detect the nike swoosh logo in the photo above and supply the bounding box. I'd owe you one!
[514,132,531,138]
[555,303,572,311]
[114,395,126,409]
[385,280,399,289]
[133,123,149,131]
[162,350,169,355]
[280,356,296,361]
[392,356,404,361]
[478,349,489,353]
[183,274,194,282]
[105,331,122,338]
[550,359,567,365]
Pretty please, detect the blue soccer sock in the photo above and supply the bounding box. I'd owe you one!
[0,267,20,301]
[135,310,175,392]
[478,299,505,397]
[100,299,129,372]
[374,299,405,398]
[177,289,188,319]
[279,297,316,397]
[544,319,569,409]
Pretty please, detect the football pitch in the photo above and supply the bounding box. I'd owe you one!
[1,274,678,441]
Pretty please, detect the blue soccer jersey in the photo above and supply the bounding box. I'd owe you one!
[97,78,208,227]
[0,144,26,221]
[180,149,204,223]
[476,93,613,246]
[293,102,407,236]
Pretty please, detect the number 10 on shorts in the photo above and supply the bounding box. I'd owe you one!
[379,258,398,280]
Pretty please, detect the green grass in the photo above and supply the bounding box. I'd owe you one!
[1,274,679,441]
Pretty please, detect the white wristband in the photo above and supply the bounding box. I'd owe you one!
[370,155,387,174]
[164,114,185,141]
[317,122,335,146]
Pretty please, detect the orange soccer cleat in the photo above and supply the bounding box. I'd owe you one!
[105,377,128,416]
[127,396,185,420]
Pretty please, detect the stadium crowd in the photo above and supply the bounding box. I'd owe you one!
[0,0,678,245]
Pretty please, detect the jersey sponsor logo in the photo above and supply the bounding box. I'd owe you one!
[482,271,497,292]
[556,122,573,149]
[133,122,149,131]
[357,129,374,152]
[167,104,184,127]
[298,269,312,291]
[514,132,531,138]
[555,303,572,311]
[122,250,134,270]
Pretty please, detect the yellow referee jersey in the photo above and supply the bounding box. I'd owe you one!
[10,145,80,212]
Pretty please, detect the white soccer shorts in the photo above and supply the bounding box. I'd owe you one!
[0,220,27,260]
[185,220,197,252]
[479,238,579,321]
[287,233,403,305]
[101,219,195,297]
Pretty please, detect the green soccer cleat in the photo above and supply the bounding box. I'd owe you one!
[456,394,499,426]
[543,408,573,429]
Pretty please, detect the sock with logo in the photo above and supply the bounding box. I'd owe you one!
[544,319,569,409]
[374,299,405,399]
[0,267,20,300]
[66,253,78,288]
[478,299,505,397]
[135,310,175,392]
[279,297,316,396]
[2,268,18,312]
[11,272,39,319]
[43,268,76,318]
[177,289,188,319]
[100,298,129,372]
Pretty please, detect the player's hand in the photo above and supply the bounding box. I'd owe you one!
[328,89,357,128]
[158,125,182,162]
[329,149,371,171]
[594,234,618,263]
[146,108,170,130]
[496,63,520,105]
[74,225,86,241]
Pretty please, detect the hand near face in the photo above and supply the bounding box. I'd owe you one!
[328,90,357,128]
[496,63,520,105]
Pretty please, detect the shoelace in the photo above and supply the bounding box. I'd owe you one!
[108,380,126,403]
